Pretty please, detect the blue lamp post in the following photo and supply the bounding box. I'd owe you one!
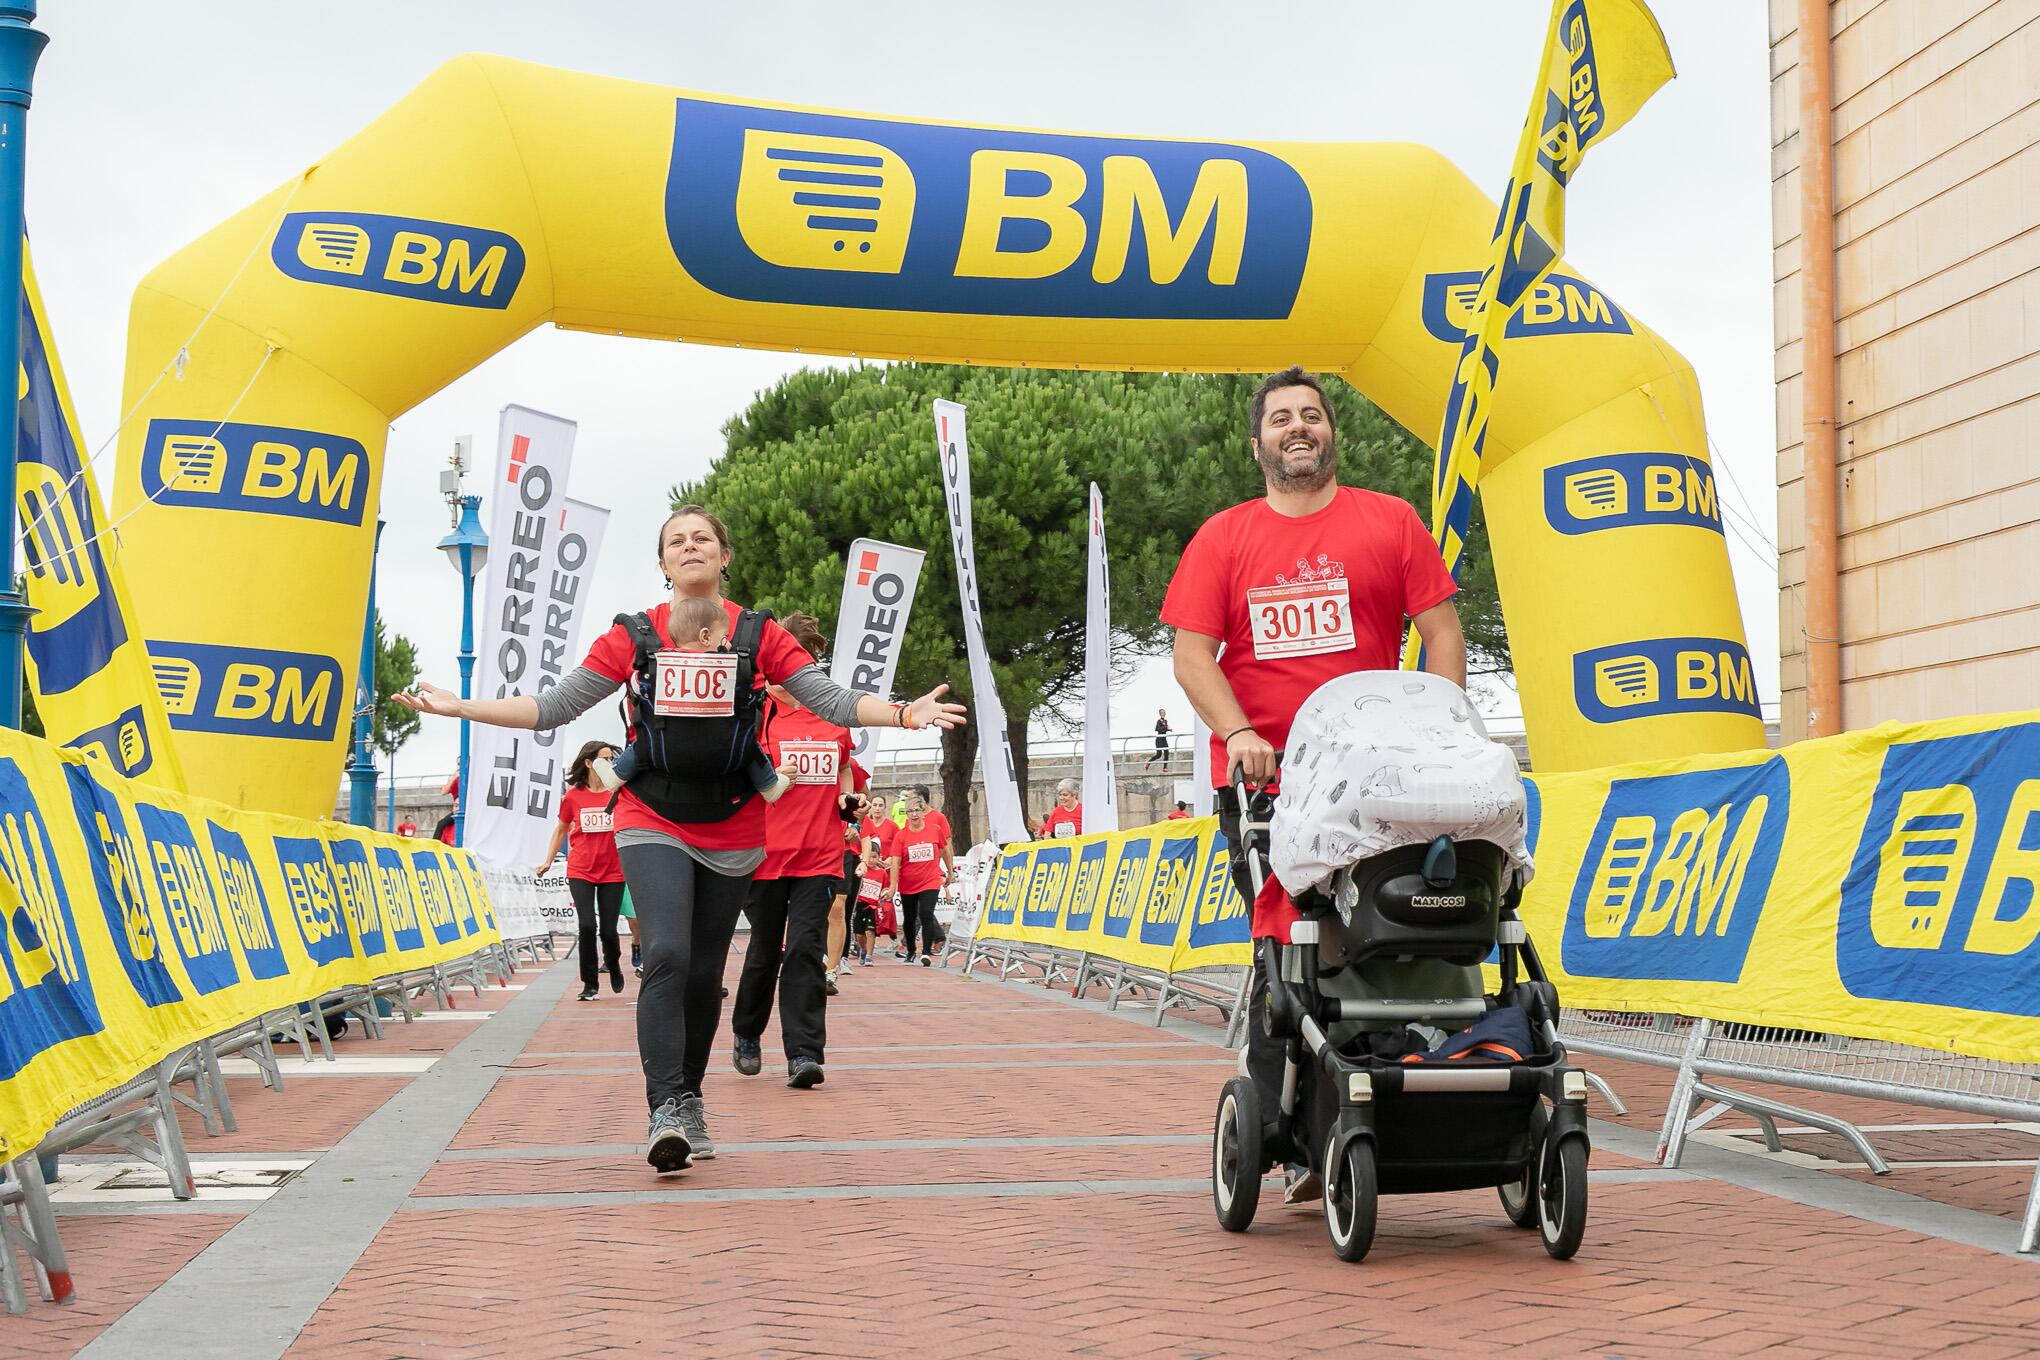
[0,3,47,731]
[438,493,487,847]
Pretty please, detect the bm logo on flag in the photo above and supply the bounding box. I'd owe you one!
[1838,724,2040,1016]
[1420,269,1630,342]
[1574,637,1762,723]
[1562,760,1788,982]
[271,211,525,309]
[141,420,369,526]
[148,642,343,742]
[666,98,1312,319]
[1544,453,1724,536]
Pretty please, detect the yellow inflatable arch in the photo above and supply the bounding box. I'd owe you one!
[113,55,1761,818]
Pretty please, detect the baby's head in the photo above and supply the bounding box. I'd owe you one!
[670,596,728,652]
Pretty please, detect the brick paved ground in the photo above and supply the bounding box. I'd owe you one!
[6,941,2038,1359]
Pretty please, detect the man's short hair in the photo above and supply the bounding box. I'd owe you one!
[1249,366,1336,445]
[911,783,932,801]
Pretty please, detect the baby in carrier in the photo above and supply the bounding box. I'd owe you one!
[602,595,795,803]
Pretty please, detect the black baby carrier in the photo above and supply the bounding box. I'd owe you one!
[611,606,772,824]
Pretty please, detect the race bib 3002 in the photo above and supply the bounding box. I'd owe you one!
[1246,577,1355,660]
[654,651,738,717]
[907,841,936,864]
[779,739,839,786]
[577,808,613,834]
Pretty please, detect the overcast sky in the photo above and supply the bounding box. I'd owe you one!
[27,1,1780,798]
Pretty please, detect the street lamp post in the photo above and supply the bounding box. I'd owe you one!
[0,3,47,731]
[437,438,487,847]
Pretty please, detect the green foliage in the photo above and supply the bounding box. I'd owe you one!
[371,613,421,757]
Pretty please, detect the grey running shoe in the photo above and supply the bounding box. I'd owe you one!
[824,969,839,997]
[1283,1161,1322,1205]
[676,1093,715,1159]
[733,1036,762,1076]
[787,1057,825,1089]
[644,1098,692,1173]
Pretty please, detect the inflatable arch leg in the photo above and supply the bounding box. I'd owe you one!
[112,55,1761,817]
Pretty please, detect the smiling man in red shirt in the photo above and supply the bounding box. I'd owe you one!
[1161,365,1465,1201]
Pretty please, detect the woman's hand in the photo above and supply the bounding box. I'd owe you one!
[394,682,463,719]
[904,685,968,731]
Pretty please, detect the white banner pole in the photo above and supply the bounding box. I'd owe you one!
[1082,483,1118,833]
[932,399,1028,845]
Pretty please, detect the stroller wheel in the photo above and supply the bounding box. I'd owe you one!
[1537,1134,1589,1260]
[1211,1077,1263,1232]
[1323,1130,1377,1263]
[1498,1103,1548,1229]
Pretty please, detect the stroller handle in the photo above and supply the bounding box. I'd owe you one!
[1229,766,1275,902]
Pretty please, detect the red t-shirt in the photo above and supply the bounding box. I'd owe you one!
[856,862,892,903]
[578,598,817,849]
[886,812,951,895]
[1165,810,1191,820]
[556,785,624,883]
[756,698,854,881]
[848,812,887,851]
[1042,804,1083,838]
[1161,487,1455,784]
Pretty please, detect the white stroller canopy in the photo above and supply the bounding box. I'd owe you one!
[1269,671,1532,899]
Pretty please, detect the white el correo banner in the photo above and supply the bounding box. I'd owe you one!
[1083,482,1118,833]
[829,537,926,764]
[932,400,1028,844]
[466,403,608,868]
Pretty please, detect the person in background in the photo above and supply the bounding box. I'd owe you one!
[884,788,954,965]
[1166,801,1192,820]
[1151,708,1172,767]
[534,740,628,1001]
[396,816,418,838]
[851,838,890,967]
[1042,780,1083,838]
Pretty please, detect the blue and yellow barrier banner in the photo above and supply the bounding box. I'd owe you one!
[118,57,1756,818]
[1522,709,2040,1064]
[977,816,1250,974]
[17,242,188,789]
[0,726,498,1158]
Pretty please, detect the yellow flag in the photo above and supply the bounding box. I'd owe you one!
[17,242,188,788]
[1404,0,1674,669]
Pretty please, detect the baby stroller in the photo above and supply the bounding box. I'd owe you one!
[1210,764,1590,1264]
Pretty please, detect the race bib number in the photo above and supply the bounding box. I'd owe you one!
[858,876,884,902]
[1246,578,1355,660]
[907,841,936,864]
[654,651,738,717]
[779,739,839,786]
[577,808,613,834]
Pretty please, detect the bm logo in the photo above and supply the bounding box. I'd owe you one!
[1421,269,1629,342]
[1,758,103,1081]
[666,98,1312,319]
[1574,637,1762,724]
[1562,759,1789,982]
[141,420,369,527]
[272,211,525,310]
[149,641,343,743]
[1545,453,1724,536]
[985,850,1030,926]
[1023,846,1072,930]
[1838,724,2040,1015]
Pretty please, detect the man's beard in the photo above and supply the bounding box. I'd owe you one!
[1254,434,1337,493]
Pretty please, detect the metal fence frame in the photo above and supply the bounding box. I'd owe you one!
[1561,1009,2040,1252]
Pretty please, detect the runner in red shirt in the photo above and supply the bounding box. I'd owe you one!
[1161,366,1465,1199]
[851,841,892,960]
[534,740,628,1001]
[397,505,967,1174]
[729,614,855,1090]
[1165,801,1192,821]
[826,761,874,976]
[1042,780,1083,838]
[884,787,954,965]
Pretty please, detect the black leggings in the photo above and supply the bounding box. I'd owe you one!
[616,841,753,1110]
[567,879,625,989]
[899,888,944,956]
[732,874,832,1061]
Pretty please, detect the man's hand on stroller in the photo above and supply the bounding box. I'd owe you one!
[1224,726,1279,786]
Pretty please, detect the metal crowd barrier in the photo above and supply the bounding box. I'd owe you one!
[1560,1008,2040,1252]
[11,943,509,1313]
[948,928,1252,1044]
